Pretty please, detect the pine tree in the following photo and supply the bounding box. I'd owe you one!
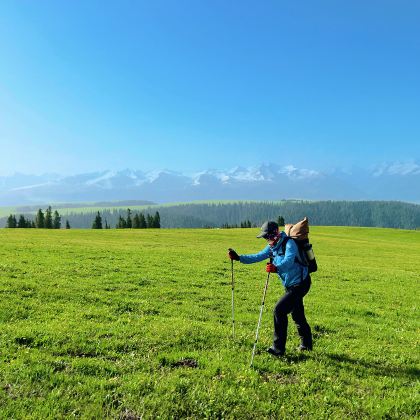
[65,220,71,229]
[146,214,154,228]
[139,213,147,228]
[45,206,53,229]
[92,212,103,229]
[132,213,140,229]
[35,209,45,228]
[7,214,17,228]
[116,215,127,229]
[126,208,132,228]
[153,211,161,228]
[53,210,61,229]
[277,216,285,227]
[104,219,109,229]
[17,215,27,228]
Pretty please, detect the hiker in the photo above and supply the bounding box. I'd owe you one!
[228,220,313,356]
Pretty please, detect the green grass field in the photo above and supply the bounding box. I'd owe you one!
[0,227,418,419]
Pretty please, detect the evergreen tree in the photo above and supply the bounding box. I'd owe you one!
[277,216,285,227]
[65,220,71,229]
[104,219,109,229]
[126,208,132,228]
[35,209,45,228]
[45,206,53,229]
[92,212,103,229]
[53,210,61,229]
[153,211,161,228]
[139,213,147,228]
[146,213,154,228]
[7,214,17,228]
[132,213,140,228]
[116,215,127,229]
[17,215,27,228]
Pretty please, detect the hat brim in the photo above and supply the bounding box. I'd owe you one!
[256,232,268,238]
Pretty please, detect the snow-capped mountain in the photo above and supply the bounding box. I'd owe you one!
[0,162,419,206]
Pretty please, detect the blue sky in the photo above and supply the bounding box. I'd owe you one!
[0,0,419,176]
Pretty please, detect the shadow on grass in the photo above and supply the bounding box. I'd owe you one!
[327,353,419,380]
[253,351,310,375]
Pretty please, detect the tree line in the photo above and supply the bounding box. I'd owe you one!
[92,209,161,229]
[139,201,417,229]
[2,201,419,230]
[6,207,70,229]
[5,207,162,230]
[221,217,285,229]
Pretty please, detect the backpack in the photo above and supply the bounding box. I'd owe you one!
[282,217,318,273]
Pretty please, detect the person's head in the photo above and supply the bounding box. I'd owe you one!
[257,221,280,246]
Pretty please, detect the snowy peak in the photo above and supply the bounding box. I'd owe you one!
[0,161,419,205]
[192,164,321,185]
[372,161,420,177]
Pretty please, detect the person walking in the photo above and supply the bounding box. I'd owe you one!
[228,220,313,357]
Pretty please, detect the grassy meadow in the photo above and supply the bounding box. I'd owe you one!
[0,227,419,419]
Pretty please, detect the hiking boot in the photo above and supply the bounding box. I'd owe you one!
[298,345,312,352]
[267,347,285,357]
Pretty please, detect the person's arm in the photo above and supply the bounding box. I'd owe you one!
[239,245,271,264]
[275,239,297,271]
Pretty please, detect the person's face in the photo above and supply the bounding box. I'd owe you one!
[265,229,280,246]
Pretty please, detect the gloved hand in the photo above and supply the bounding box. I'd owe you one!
[228,248,240,261]
[266,262,277,273]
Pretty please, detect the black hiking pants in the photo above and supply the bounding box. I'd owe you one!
[273,276,312,352]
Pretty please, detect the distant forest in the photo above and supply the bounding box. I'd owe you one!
[2,201,419,230]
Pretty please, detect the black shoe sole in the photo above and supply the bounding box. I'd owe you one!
[267,348,284,357]
[298,346,312,352]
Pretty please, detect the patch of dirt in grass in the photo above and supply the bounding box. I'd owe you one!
[159,357,199,368]
[173,358,198,368]
[120,408,142,420]
[2,383,17,399]
[262,373,300,384]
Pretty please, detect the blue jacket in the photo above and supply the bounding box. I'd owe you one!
[239,231,308,288]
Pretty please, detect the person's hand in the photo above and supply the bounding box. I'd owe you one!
[266,262,277,273]
[228,248,240,261]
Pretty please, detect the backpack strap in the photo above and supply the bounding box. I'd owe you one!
[281,236,307,266]
[280,236,305,282]
[280,236,290,256]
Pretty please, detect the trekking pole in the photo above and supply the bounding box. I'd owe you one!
[250,258,272,368]
[228,249,235,339]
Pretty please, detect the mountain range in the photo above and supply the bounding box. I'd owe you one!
[0,161,419,206]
